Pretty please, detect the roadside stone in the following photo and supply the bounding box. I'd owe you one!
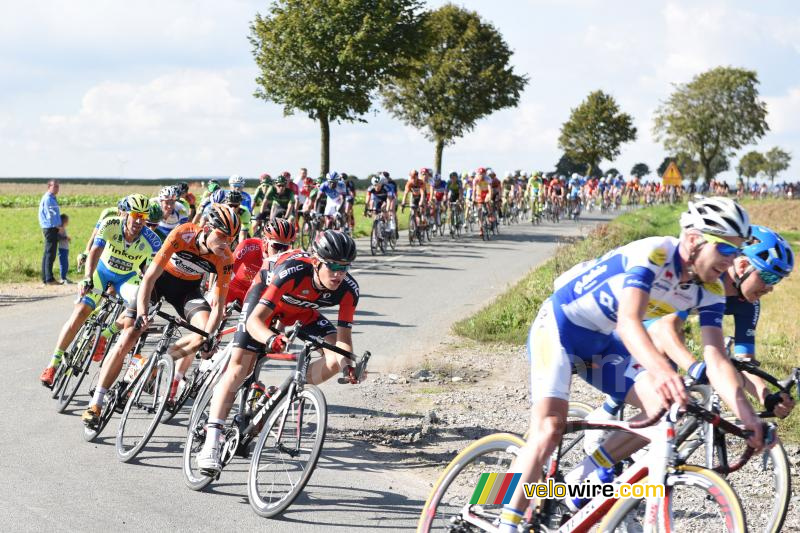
[451,376,463,383]
[411,369,433,379]
[425,410,440,424]
[387,373,399,382]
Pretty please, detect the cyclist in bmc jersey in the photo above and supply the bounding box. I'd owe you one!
[40,195,161,387]
[196,230,362,474]
[81,205,240,427]
[495,198,764,532]
[153,186,189,235]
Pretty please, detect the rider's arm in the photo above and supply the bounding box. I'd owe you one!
[84,242,103,279]
[648,313,697,371]
[84,227,99,254]
[137,262,163,317]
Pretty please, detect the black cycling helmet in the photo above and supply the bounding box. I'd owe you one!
[312,230,357,264]
[227,190,243,205]
[177,181,189,195]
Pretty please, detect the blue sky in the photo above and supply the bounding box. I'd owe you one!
[2,0,799,181]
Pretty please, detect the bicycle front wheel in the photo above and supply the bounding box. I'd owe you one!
[418,432,525,532]
[115,353,174,462]
[599,464,747,533]
[183,385,216,491]
[248,385,327,518]
[56,326,98,413]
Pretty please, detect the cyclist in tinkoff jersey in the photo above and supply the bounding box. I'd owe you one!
[496,197,764,532]
[76,199,128,270]
[81,205,240,427]
[196,230,362,474]
[39,195,162,387]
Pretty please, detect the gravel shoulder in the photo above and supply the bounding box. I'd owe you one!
[331,334,800,531]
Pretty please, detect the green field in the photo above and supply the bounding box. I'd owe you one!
[0,190,409,283]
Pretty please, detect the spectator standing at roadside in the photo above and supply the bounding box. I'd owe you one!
[38,179,62,285]
[57,214,73,284]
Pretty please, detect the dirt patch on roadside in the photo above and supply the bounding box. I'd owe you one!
[0,281,74,302]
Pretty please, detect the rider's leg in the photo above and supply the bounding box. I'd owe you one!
[46,302,93,369]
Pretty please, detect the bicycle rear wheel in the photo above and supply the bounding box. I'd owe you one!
[183,385,216,491]
[248,385,327,518]
[599,465,746,532]
[115,353,174,462]
[56,326,99,413]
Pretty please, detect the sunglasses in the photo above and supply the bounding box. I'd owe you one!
[702,233,741,257]
[129,212,147,221]
[756,269,781,286]
[324,261,350,272]
[269,242,290,252]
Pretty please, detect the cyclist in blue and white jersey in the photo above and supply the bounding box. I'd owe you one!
[316,172,346,228]
[228,174,252,214]
[152,186,188,236]
[496,197,764,532]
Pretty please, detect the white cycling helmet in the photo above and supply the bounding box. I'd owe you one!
[158,186,178,200]
[229,174,245,189]
[680,197,751,239]
[370,175,380,186]
[505,171,513,179]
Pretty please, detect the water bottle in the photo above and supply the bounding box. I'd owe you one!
[123,354,147,383]
[247,381,265,415]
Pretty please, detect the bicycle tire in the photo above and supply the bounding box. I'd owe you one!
[598,464,747,533]
[83,382,124,442]
[408,214,416,246]
[183,384,216,491]
[248,385,327,518]
[370,220,379,256]
[115,353,174,462]
[51,320,94,399]
[56,326,99,413]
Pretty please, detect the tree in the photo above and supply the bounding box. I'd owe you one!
[558,90,637,177]
[653,66,769,183]
[763,147,791,184]
[250,0,423,174]
[606,168,620,177]
[383,4,527,174]
[630,163,650,178]
[737,150,766,187]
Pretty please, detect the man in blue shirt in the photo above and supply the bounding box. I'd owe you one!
[38,179,62,285]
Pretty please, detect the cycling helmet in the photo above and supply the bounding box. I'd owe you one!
[434,173,442,181]
[206,204,241,237]
[420,167,431,175]
[207,179,220,193]
[312,230,357,264]
[117,197,129,212]
[227,190,243,205]
[281,170,291,179]
[262,218,296,244]
[370,176,380,186]
[159,186,178,200]
[211,189,228,204]
[229,174,245,189]
[148,202,163,224]
[743,225,794,279]
[380,171,391,179]
[177,181,189,195]
[125,193,150,214]
[274,175,288,186]
[680,197,751,239]
[449,171,458,179]
[379,175,388,185]
[314,176,325,185]
[476,167,486,174]
[505,171,514,179]
[326,171,339,182]
[259,173,270,182]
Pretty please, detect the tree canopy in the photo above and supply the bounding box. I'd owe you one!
[763,146,792,183]
[250,0,423,174]
[630,163,650,178]
[737,151,767,182]
[382,3,527,174]
[558,90,637,176]
[653,66,769,183]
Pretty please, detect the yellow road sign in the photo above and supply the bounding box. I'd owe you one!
[662,162,683,186]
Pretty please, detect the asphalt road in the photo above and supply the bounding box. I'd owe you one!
[0,212,613,532]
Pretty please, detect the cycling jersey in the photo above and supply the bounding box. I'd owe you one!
[366,185,392,210]
[238,191,253,213]
[226,238,264,305]
[385,179,398,196]
[345,180,356,201]
[404,179,426,205]
[152,222,233,303]
[252,183,270,212]
[676,286,760,357]
[431,180,446,202]
[502,178,515,192]
[446,180,461,202]
[151,199,189,234]
[83,217,162,310]
[265,187,295,211]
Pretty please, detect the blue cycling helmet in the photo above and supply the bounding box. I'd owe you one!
[325,171,339,182]
[743,225,794,280]
[211,189,228,204]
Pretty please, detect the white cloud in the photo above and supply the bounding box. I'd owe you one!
[765,87,800,135]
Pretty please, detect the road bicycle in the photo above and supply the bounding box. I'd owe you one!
[367,207,396,255]
[404,204,425,246]
[418,399,760,532]
[114,300,213,461]
[183,323,371,517]
[448,201,463,239]
[51,288,125,413]
[300,211,324,250]
[476,203,491,241]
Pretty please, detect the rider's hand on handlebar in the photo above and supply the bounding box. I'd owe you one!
[342,364,367,384]
[653,368,687,409]
[771,392,795,418]
[267,333,288,353]
[200,337,216,358]
[741,414,765,451]
[79,277,93,296]
[134,313,150,331]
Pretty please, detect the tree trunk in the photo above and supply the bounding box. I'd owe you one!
[319,111,330,176]
[434,138,444,176]
[702,159,712,183]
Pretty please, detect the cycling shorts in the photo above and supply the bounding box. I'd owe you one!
[152,271,210,322]
[526,299,644,404]
[82,261,140,317]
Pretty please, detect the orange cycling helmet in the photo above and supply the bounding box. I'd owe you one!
[262,217,296,244]
[207,204,241,237]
